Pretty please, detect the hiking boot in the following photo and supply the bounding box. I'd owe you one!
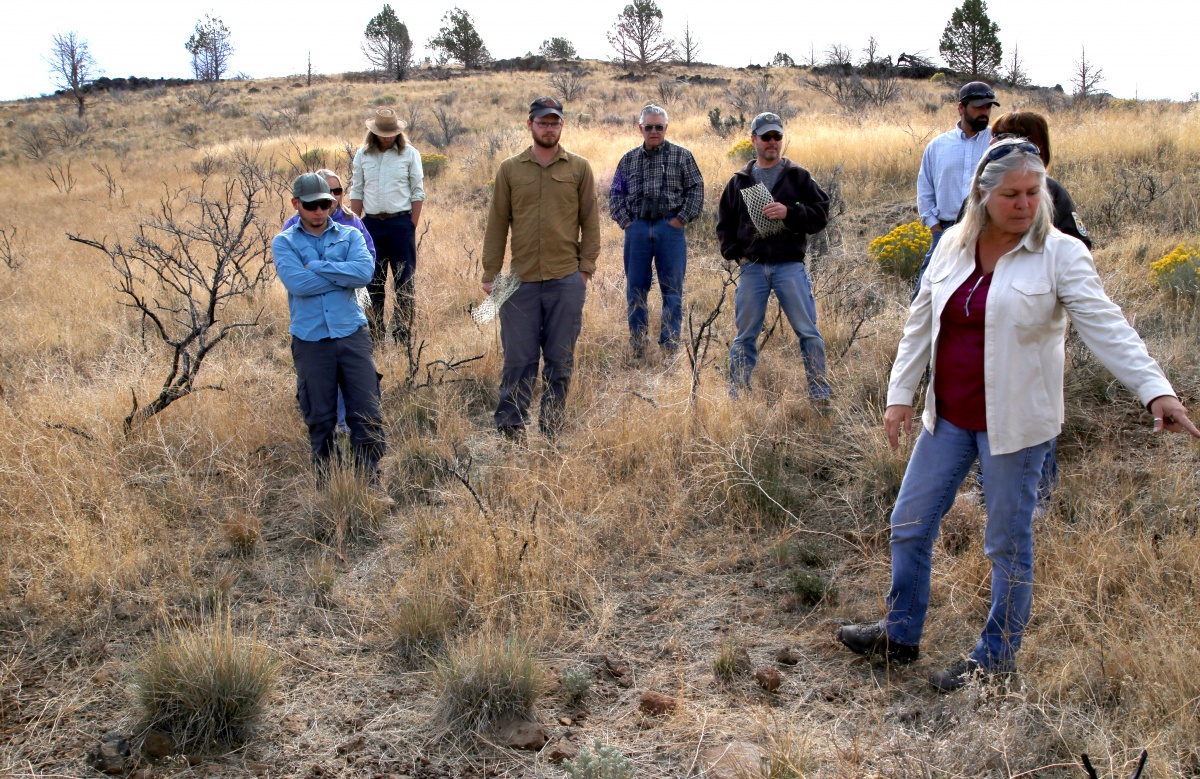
[927,657,1014,692]
[836,622,919,665]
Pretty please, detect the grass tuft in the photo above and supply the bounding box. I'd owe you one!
[307,467,390,546]
[433,631,543,734]
[134,617,278,751]
[389,592,459,664]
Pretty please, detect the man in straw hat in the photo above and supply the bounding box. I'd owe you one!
[273,173,386,483]
[350,107,425,345]
[481,96,600,442]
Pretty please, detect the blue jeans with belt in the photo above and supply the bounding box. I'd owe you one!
[729,260,830,399]
[623,218,687,352]
[882,417,1052,670]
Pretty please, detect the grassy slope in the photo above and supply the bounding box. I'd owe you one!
[0,64,1198,777]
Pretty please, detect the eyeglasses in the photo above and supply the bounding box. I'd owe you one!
[300,200,333,211]
[329,187,344,196]
[758,133,783,142]
[642,124,665,132]
[533,119,563,128]
[982,141,1040,168]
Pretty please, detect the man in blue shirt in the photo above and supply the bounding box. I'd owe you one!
[273,173,385,481]
[913,81,999,292]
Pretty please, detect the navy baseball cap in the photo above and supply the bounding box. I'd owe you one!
[959,81,999,107]
[529,96,565,119]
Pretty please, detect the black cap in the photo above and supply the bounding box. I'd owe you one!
[529,96,564,119]
[959,81,999,107]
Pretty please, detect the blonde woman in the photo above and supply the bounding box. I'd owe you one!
[350,108,425,344]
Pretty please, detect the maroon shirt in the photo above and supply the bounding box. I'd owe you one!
[935,260,993,431]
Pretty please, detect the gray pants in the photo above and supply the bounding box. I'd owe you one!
[495,272,586,437]
[291,326,385,475]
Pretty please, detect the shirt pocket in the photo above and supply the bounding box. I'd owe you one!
[323,236,352,264]
[1008,278,1055,327]
[550,172,579,208]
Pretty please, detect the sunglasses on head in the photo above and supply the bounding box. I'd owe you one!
[329,187,344,196]
[642,124,665,132]
[982,141,1040,167]
[758,132,783,142]
[300,199,333,211]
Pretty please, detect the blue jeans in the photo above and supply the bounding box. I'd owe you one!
[729,261,830,399]
[623,218,687,351]
[883,418,1052,669]
[911,221,953,302]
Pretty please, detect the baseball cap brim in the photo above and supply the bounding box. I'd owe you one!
[298,193,336,204]
[754,121,784,135]
[530,107,564,119]
[966,98,1000,108]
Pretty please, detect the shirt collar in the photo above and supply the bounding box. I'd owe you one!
[518,146,570,165]
[641,139,670,157]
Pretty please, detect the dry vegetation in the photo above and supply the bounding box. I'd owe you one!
[0,62,1198,778]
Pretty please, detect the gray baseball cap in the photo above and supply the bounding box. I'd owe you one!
[292,172,335,204]
[751,112,784,135]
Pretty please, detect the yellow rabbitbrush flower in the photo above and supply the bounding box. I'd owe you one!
[868,221,932,280]
[1149,243,1200,295]
[727,137,755,162]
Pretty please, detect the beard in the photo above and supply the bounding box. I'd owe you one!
[969,115,990,132]
[533,132,560,149]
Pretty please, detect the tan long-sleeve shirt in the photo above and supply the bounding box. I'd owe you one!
[482,146,600,283]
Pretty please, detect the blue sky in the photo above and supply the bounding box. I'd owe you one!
[5,1,1197,102]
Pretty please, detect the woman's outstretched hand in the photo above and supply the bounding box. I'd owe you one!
[1149,395,1200,438]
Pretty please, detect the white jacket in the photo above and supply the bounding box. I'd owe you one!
[350,144,425,213]
[887,227,1175,455]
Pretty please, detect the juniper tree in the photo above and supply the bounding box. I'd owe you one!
[939,0,1002,80]
[363,4,414,81]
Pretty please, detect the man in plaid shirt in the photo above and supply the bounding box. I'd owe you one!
[609,105,704,360]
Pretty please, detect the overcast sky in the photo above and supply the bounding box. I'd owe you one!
[4,1,1197,103]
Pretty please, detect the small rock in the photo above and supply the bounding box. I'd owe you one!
[775,646,801,665]
[337,735,366,755]
[604,656,629,678]
[493,717,548,751]
[545,736,578,763]
[638,691,677,716]
[558,716,573,726]
[143,729,175,758]
[282,712,311,735]
[88,732,131,774]
[754,666,782,692]
[700,742,765,779]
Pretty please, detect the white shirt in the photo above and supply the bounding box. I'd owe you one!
[350,144,425,213]
[916,125,991,227]
[888,226,1175,455]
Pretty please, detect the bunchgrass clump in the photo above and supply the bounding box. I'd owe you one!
[560,666,592,704]
[868,221,931,280]
[389,592,459,664]
[564,739,636,779]
[433,631,543,734]
[307,467,390,547]
[135,618,279,751]
[785,570,838,607]
[712,635,751,681]
[1150,243,1200,295]
[222,511,260,556]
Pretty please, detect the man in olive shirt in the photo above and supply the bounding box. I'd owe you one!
[481,96,601,441]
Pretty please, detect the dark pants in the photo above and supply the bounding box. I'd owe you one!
[623,218,687,352]
[364,214,416,343]
[911,219,956,302]
[495,272,586,437]
[291,327,385,475]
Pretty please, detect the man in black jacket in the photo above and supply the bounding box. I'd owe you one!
[717,112,831,399]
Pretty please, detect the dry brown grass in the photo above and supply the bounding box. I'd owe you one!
[1,62,1197,777]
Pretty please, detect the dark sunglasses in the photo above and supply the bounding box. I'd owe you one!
[758,132,783,142]
[642,124,665,132]
[982,141,1040,167]
[329,187,344,196]
[300,199,333,211]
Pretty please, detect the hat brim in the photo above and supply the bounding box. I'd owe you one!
[530,107,564,119]
[753,123,784,136]
[365,119,407,135]
[965,98,1000,108]
[298,194,336,204]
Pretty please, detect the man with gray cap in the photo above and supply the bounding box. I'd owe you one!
[273,173,386,482]
[717,112,831,400]
[609,104,704,360]
[913,81,1000,290]
[481,96,600,441]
